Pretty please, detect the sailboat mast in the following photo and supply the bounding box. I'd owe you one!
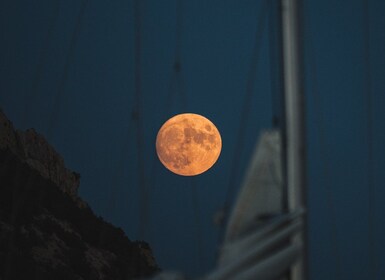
[281,0,307,279]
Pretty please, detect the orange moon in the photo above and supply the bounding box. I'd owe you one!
[156,113,222,176]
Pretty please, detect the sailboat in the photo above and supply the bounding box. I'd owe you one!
[149,0,306,279]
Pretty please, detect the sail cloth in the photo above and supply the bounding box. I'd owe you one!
[223,130,284,243]
[203,130,304,280]
[205,211,304,280]
[148,131,304,280]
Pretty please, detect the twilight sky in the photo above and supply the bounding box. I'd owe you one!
[1,0,384,279]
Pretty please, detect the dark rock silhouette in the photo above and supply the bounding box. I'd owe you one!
[0,110,159,280]
[0,110,82,205]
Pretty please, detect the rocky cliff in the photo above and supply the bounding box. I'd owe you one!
[0,110,159,280]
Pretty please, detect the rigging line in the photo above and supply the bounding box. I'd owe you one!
[362,0,376,278]
[268,0,280,129]
[175,0,183,62]
[166,71,178,113]
[134,0,149,240]
[148,0,188,200]
[306,26,341,279]
[21,0,60,128]
[106,119,135,217]
[146,26,183,213]
[148,48,187,189]
[173,0,187,111]
[176,68,188,110]
[46,0,89,140]
[268,6,290,277]
[175,0,204,270]
[98,120,135,248]
[270,0,288,212]
[144,60,185,244]
[162,62,185,119]
[191,178,204,272]
[221,0,269,226]
[267,0,289,215]
[148,62,181,191]
[172,0,205,271]
[146,0,187,232]
[174,0,205,270]
[147,69,177,192]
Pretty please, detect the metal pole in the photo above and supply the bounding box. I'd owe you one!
[281,0,307,279]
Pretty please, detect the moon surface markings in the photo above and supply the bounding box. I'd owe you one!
[156,113,222,176]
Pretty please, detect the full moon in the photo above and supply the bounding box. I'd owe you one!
[156,113,222,176]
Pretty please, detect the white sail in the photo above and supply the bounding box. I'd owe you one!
[222,130,283,244]
[204,130,304,280]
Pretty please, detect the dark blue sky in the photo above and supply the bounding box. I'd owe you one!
[1,0,384,279]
